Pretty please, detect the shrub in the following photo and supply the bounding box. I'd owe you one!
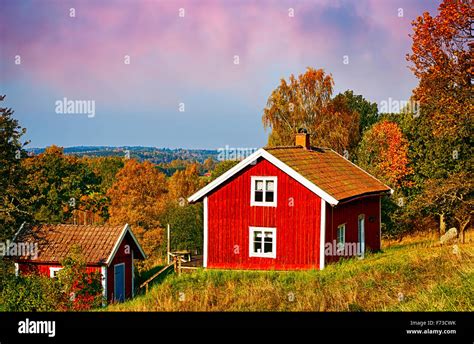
[0,274,63,312]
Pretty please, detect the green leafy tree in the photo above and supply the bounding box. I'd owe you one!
[22,146,101,223]
[161,203,203,254]
[0,274,63,312]
[406,172,472,240]
[335,90,379,136]
[0,95,31,241]
[210,160,239,181]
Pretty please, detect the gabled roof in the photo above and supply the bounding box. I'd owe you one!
[188,146,392,205]
[13,223,146,265]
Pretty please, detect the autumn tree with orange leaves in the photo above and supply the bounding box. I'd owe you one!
[262,67,359,154]
[168,163,205,204]
[401,0,472,237]
[107,160,168,265]
[357,120,413,189]
[407,0,473,137]
[404,0,472,181]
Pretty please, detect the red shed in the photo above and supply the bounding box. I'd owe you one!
[188,133,392,270]
[12,223,146,302]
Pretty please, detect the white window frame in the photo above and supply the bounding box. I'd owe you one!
[336,224,346,253]
[49,267,62,278]
[250,176,277,207]
[249,226,277,258]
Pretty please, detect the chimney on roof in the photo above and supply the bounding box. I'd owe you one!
[295,128,310,150]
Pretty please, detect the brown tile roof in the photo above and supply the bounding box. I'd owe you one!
[265,146,391,202]
[13,224,128,265]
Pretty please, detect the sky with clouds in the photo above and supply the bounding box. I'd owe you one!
[0,0,439,149]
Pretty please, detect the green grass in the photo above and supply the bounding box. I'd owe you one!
[107,237,473,311]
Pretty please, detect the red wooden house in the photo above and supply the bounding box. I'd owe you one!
[12,223,146,302]
[188,133,392,270]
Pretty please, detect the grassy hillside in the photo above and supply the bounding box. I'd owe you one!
[108,235,473,312]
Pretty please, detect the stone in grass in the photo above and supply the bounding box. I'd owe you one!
[440,227,458,245]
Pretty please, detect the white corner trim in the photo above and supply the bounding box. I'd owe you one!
[319,200,326,270]
[203,196,208,268]
[131,250,135,297]
[379,195,382,249]
[187,148,339,205]
[106,224,147,266]
[249,226,277,259]
[250,176,277,207]
[101,266,107,305]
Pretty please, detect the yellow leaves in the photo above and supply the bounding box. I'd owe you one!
[263,67,358,152]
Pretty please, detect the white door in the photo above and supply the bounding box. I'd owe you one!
[358,215,365,257]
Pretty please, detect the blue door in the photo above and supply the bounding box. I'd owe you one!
[114,264,125,302]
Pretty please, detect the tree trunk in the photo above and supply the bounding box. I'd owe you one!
[439,213,446,236]
[459,218,470,244]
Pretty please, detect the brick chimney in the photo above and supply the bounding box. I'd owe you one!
[295,129,310,149]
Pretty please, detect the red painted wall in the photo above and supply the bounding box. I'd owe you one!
[207,157,322,270]
[106,232,135,302]
[325,195,381,264]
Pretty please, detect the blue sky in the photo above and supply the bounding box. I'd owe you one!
[0,0,439,149]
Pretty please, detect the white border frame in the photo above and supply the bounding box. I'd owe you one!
[249,226,277,259]
[250,176,277,207]
[113,263,126,302]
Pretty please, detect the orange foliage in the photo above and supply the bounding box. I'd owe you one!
[107,159,168,231]
[407,0,473,137]
[168,163,205,203]
[358,120,413,188]
[262,67,359,153]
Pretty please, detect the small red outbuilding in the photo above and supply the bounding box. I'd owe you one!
[188,133,392,270]
[12,223,146,302]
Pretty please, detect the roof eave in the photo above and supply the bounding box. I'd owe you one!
[187,148,340,205]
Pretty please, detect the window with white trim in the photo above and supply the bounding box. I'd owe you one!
[336,224,346,253]
[249,227,276,258]
[251,176,277,206]
[49,267,62,278]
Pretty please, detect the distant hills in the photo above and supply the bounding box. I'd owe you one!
[27,146,219,164]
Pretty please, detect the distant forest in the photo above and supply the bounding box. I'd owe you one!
[27,146,219,176]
